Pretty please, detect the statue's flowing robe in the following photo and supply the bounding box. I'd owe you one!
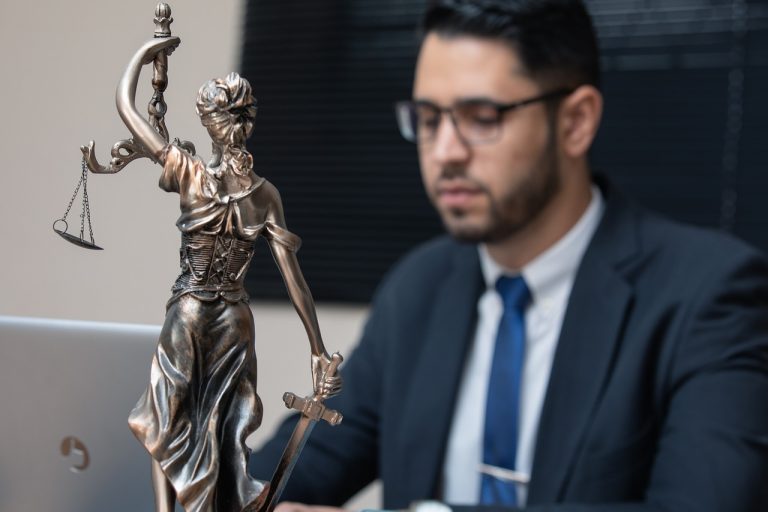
[128,145,298,512]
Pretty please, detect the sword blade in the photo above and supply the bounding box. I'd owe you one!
[257,414,317,512]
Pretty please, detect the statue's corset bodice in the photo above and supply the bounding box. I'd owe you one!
[170,231,256,304]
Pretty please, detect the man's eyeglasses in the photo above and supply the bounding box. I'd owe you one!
[394,88,573,145]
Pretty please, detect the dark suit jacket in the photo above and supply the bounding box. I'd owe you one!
[250,185,768,511]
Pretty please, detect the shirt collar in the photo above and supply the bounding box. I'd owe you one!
[478,185,605,303]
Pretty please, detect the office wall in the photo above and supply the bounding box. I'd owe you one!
[0,0,377,507]
[0,1,248,322]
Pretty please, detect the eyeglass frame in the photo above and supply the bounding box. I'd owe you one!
[394,87,575,145]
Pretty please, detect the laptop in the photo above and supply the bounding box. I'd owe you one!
[0,316,162,512]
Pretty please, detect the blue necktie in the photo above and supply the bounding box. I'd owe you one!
[480,275,531,505]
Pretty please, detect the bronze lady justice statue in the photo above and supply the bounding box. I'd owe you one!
[79,9,342,512]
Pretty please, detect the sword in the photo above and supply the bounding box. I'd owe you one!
[255,352,343,512]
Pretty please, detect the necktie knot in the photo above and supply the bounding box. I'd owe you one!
[495,275,530,312]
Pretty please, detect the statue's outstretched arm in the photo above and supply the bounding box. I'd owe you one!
[115,37,180,165]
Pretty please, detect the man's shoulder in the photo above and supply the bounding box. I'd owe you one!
[641,207,761,262]
[392,235,473,274]
[374,236,478,298]
[609,196,767,289]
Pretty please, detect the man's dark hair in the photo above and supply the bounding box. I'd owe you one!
[421,0,600,90]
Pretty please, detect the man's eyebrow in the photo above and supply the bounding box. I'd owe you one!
[411,96,499,104]
[454,96,499,104]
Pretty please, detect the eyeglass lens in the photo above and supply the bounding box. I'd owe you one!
[396,101,503,144]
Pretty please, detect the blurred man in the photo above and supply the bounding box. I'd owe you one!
[250,1,768,510]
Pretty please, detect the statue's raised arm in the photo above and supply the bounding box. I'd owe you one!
[114,36,180,164]
[80,3,192,174]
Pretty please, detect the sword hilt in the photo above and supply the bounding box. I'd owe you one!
[257,354,344,512]
[283,392,342,426]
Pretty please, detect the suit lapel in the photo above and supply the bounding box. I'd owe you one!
[399,244,484,501]
[527,188,641,504]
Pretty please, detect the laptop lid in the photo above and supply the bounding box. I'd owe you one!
[0,316,161,512]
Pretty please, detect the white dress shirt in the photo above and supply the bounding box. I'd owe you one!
[442,187,604,506]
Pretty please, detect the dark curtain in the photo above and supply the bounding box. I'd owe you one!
[241,0,768,303]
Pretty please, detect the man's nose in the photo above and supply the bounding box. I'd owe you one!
[430,114,471,165]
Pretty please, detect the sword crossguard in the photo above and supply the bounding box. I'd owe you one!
[263,360,344,512]
[283,392,342,426]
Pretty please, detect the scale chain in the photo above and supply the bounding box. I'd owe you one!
[79,159,95,244]
[60,158,87,222]
[53,157,100,250]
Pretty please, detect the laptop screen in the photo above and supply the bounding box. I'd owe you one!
[0,316,161,512]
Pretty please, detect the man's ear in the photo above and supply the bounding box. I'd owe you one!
[557,85,603,159]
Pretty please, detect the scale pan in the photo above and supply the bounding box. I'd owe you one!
[53,227,104,250]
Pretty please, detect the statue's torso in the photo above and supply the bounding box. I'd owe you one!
[160,145,273,305]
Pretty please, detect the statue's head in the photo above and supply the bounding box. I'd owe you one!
[196,72,257,147]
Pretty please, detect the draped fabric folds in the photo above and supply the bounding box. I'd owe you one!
[128,296,265,511]
[126,145,302,511]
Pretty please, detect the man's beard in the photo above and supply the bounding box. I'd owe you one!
[441,136,561,244]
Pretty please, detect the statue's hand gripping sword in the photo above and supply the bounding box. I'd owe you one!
[255,353,344,512]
